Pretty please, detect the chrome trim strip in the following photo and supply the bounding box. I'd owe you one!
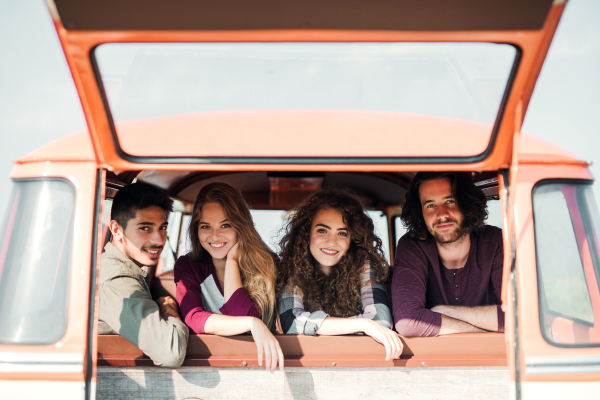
[526,355,600,375]
[0,352,84,373]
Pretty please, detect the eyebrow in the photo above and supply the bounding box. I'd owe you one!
[137,221,168,226]
[422,195,453,206]
[316,223,348,231]
[199,219,229,225]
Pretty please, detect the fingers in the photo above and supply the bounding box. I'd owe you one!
[276,342,285,371]
[270,341,278,374]
[256,341,264,368]
[263,344,273,373]
[392,333,403,359]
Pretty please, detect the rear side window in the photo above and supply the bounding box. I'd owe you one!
[533,182,600,347]
[0,180,75,345]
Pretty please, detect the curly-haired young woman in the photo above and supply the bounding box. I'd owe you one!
[174,182,283,372]
[277,188,403,361]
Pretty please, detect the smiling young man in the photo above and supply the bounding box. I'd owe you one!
[391,172,504,337]
[98,182,189,367]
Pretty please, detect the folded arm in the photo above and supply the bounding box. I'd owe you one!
[433,305,494,334]
[101,277,189,368]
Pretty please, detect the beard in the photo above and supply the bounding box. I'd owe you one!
[429,218,468,245]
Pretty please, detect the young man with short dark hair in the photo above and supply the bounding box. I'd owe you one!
[98,182,189,367]
[392,172,504,337]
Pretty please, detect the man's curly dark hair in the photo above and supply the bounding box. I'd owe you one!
[401,172,488,241]
[277,188,389,317]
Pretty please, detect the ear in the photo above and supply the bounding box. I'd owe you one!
[109,220,124,243]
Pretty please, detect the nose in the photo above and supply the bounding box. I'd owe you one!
[150,228,166,245]
[211,227,221,241]
[437,204,450,219]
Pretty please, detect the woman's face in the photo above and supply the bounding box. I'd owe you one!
[197,202,238,260]
[309,208,351,274]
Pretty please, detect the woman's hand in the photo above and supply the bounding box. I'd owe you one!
[362,320,404,361]
[227,241,240,263]
[250,317,284,373]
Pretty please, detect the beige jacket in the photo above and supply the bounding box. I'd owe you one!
[98,242,189,367]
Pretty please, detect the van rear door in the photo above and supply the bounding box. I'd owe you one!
[48,0,563,172]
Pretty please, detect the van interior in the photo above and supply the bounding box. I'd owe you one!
[97,169,506,368]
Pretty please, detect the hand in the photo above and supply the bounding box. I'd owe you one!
[362,320,404,361]
[157,296,181,321]
[227,241,240,263]
[250,318,284,373]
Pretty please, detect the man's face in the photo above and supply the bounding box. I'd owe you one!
[110,206,168,267]
[419,178,466,244]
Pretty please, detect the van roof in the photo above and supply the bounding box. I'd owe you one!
[17,125,585,167]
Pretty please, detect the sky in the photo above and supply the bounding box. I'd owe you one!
[0,0,599,215]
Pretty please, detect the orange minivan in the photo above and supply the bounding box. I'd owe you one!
[2,1,600,399]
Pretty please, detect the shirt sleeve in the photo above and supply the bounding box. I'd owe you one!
[392,237,442,337]
[278,287,328,335]
[490,231,505,333]
[100,276,189,368]
[174,256,215,334]
[349,264,393,329]
[220,287,262,318]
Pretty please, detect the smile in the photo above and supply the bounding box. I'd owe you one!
[143,248,162,257]
[320,248,339,255]
[210,242,226,249]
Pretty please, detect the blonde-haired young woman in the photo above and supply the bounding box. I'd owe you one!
[174,182,283,372]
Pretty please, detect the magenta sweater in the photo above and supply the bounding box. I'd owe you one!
[174,254,261,334]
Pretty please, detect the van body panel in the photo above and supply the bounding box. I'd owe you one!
[514,163,600,386]
[0,162,98,397]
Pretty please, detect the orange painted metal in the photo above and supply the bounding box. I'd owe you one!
[47,3,565,171]
[0,161,98,384]
[97,333,506,368]
[514,163,600,383]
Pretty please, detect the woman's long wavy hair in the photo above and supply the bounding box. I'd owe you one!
[401,172,488,241]
[277,188,389,317]
[188,182,278,327]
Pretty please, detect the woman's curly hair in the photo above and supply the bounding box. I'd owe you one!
[401,172,488,241]
[277,188,389,317]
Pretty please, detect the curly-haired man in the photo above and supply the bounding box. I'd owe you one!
[392,172,504,337]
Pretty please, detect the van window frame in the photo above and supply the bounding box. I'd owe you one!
[89,43,521,166]
[532,178,600,349]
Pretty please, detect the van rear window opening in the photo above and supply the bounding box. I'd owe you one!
[93,42,517,161]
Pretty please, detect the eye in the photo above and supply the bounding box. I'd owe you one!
[160,225,168,231]
[338,231,348,237]
[446,199,456,205]
[317,228,327,234]
[426,204,435,209]
[140,226,149,231]
[221,223,231,229]
[199,225,210,230]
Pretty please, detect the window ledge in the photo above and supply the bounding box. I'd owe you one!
[98,333,507,368]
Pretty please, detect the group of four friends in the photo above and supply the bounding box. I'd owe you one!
[97,171,504,372]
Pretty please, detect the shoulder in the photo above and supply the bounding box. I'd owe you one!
[476,225,503,248]
[396,232,435,257]
[100,251,137,283]
[174,254,212,281]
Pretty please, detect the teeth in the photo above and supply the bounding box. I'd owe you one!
[211,243,225,248]
[321,249,337,255]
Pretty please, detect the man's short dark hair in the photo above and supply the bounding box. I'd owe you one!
[110,182,174,229]
[401,172,488,241]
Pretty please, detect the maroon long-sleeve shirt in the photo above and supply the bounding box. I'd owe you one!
[174,254,261,334]
[392,225,504,337]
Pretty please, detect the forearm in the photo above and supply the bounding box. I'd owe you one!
[316,316,368,336]
[433,305,498,332]
[223,258,243,301]
[438,314,487,335]
[204,314,256,336]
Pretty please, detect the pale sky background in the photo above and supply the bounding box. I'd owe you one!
[0,0,599,216]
